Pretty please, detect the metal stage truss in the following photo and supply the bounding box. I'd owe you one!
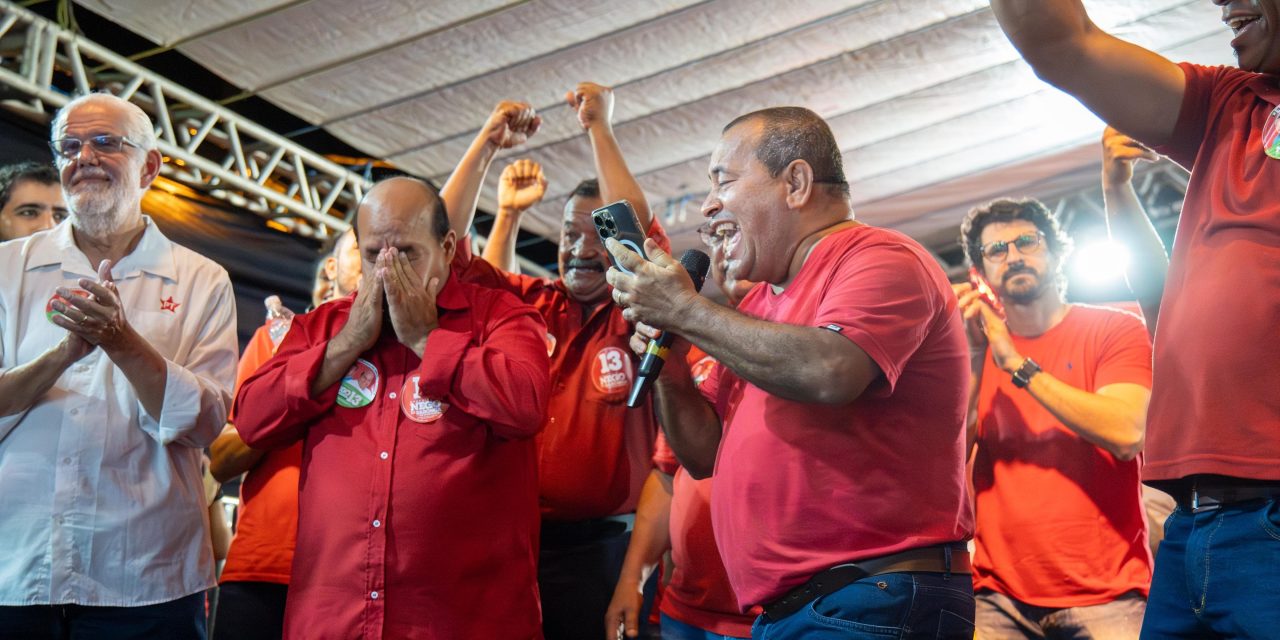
[0,2,552,276]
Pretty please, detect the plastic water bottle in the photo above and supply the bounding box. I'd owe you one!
[265,295,295,348]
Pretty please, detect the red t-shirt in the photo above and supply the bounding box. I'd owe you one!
[972,305,1153,607]
[651,348,755,638]
[1145,63,1280,482]
[452,222,670,521]
[221,323,302,585]
[699,225,974,608]
[233,277,550,640]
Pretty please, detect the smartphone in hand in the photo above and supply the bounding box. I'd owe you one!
[592,200,648,275]
[968,267,1006,320]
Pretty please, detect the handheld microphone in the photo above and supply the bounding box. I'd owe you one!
[626,248,712,408]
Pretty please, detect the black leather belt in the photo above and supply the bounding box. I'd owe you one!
[1170,477,1280,514]
[761,544,971,622]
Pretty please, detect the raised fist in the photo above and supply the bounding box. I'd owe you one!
[498,159,548,213]
[565,82,615,131]
[483,101,541,150]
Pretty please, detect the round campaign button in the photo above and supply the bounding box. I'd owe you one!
[336,359,379,409]
[400,374,448,423]
[690,355,718,389]
[591,346,633,395]
[46,289,90,324]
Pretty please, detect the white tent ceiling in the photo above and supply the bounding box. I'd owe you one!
[76,0,1233,257]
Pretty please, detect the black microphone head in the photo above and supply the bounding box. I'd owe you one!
[678,248,712,293]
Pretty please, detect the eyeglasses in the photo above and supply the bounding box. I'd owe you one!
[49,134,143,160]
[696,222,738,249]
[979,231,1045,263]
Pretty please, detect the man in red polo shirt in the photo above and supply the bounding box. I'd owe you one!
[608,107,974,639]
[606,232,757,640]
[993,2,1280,636]
[233,177,551,639]
[955,198,1153,638]
[440,83,667,640]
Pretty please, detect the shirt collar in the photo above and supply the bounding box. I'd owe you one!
[25,216,177,281]
[435,273,468,312]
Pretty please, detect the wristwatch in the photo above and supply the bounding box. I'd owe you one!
[1011,358,1041,389]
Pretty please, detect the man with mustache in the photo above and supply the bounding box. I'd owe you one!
[992,1,1280,635]
[0,92,238,638]
[954,199,1154,639]
[607,106,973,640]
[440,83,669,640]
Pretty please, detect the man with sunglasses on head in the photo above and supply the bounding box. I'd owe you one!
[993,2,1280,636]
[0,92,238,638]
[954,198,1153,639]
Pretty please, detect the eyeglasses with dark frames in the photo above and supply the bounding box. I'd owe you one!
[979,231,1046,263]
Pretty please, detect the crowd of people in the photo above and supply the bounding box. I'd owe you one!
[1,1,1278,638]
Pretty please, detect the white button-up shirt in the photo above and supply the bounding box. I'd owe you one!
[0,217,238,606]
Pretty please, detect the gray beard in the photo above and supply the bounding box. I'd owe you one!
[67,183,141,239]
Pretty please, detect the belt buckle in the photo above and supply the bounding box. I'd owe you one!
[1190,486,1221,514]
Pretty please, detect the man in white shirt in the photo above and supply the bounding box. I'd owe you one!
[0,92,238,639]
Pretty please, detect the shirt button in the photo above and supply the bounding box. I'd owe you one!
[70,409,79,416]
[370,591,379,600]
[62,457,72,465]
[389,391,397,400]
[372,519,381,528]
[379,452,389,460]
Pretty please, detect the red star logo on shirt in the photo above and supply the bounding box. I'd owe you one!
[160,296,181,313]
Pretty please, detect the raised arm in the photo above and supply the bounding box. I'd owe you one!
[567,82,653,230]
[1101,127,1169,334]
[973,303,1149,461]
[439,101,541,236]
[991,0,1187,145]
[481,159,547,272]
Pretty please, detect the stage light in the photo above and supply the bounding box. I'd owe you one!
[1070,240,1130,287]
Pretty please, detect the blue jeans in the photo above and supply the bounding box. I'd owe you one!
[750,572,974,639]
[0,591,206,640]
[1140,498,1280,638]
[661,612,750,639]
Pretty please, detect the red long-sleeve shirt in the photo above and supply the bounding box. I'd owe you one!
[234,275,550,640]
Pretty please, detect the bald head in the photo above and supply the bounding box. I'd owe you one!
[353,176,455,293]
[356,177,449,242]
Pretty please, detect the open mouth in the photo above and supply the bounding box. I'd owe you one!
[1227,14,1261,37]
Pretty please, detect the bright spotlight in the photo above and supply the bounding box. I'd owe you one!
[1070,240,1130,286]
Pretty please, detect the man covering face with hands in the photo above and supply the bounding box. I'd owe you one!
[234,177,551,640]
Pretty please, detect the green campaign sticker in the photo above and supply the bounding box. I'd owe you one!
[337,358,379,408]
[1265,106,1280,159]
